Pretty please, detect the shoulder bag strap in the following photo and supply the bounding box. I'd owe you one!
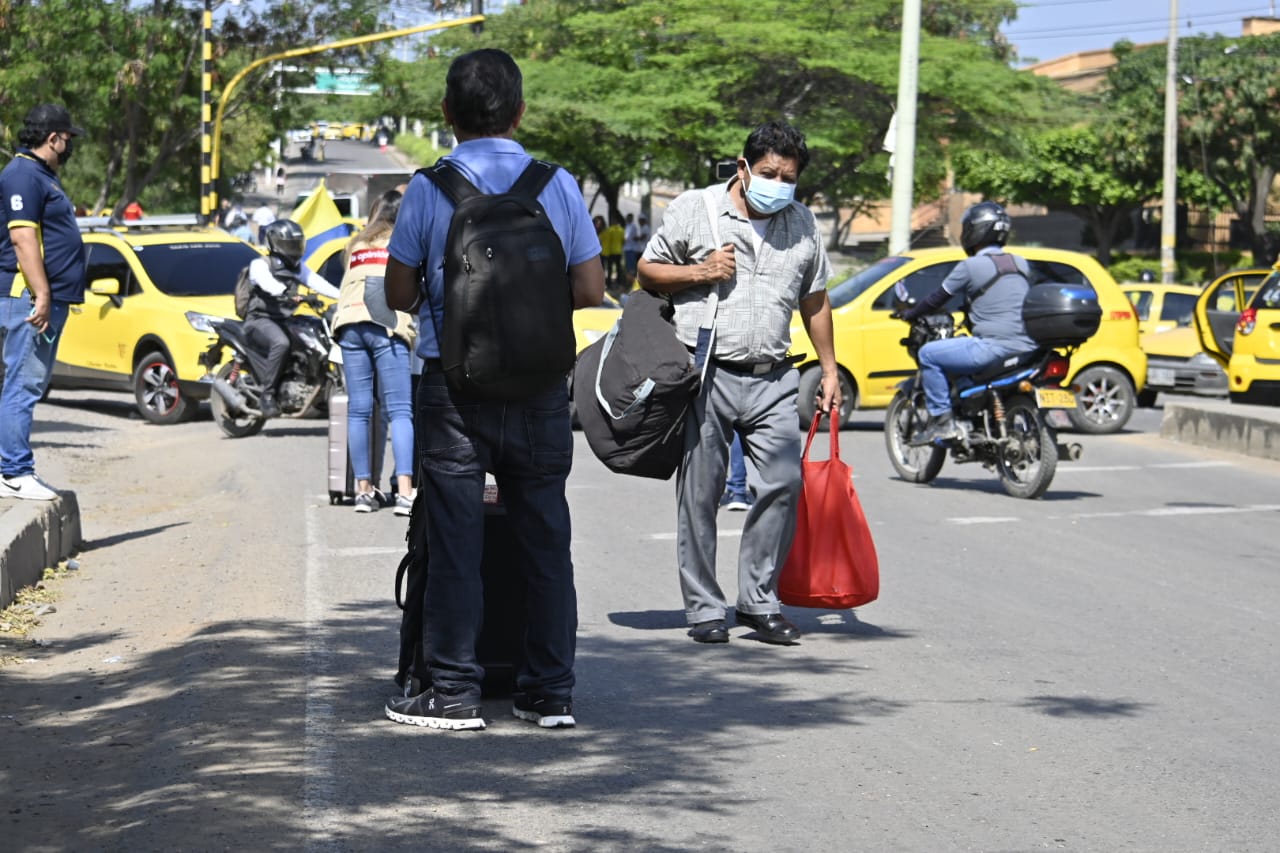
[693,188,725,384]
[418,160,481,207]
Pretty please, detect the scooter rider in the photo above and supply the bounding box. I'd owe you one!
[243,219,339,417]
[900,201,1038,445]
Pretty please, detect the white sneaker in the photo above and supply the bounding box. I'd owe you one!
[1,473,59,501]
[354,491,379,513]
[394,491,415,517]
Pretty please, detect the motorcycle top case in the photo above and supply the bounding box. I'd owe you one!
[1022,283,1103,347]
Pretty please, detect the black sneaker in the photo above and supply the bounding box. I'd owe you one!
[385,687,485,730]
[909,412,958,446]
[512,692,575,729]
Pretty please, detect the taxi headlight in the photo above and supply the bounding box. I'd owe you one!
[185,311,224,333]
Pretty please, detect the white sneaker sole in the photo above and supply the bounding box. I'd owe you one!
[512,708,576,728]
[1,483,57,501]
[384,706,485,730]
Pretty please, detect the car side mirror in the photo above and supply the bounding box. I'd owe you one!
[90,277,121,296]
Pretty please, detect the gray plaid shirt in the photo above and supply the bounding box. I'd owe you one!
[642,181,832,362]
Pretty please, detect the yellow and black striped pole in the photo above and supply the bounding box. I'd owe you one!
[200,0,215,223]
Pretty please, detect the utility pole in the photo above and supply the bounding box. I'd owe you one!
[889,0,922,255]
[1160,0,1179,284]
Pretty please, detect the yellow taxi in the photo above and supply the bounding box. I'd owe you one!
[1122,283,1228,405]
[1194,265,1280,405]
[789,246,1147,433]
[48,217,262,423]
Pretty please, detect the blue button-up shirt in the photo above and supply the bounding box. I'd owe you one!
[387,137,600,359]
[1,150,86,303]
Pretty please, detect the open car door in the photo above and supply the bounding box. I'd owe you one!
[1194,269,1269,368]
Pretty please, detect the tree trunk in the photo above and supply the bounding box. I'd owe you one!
[1248,164,1277,266]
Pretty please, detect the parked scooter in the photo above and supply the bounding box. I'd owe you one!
[884,290,1087,499]
[199,295,342,438]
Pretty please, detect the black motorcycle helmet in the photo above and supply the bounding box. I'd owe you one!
[960,201,1012,256]
[262,219,306,267]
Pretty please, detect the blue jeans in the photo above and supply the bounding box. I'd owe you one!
[918,336,1027,416]
[416,370,576,700]
[0,296,70,478]
[725,432,748,500]
[338,323,414,482]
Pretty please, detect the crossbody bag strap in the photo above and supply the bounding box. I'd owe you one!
[693,187,726,385]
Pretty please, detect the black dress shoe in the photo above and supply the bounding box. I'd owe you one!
[734,610,801,645]
[689,619,729,644]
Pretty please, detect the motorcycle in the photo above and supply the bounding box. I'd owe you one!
[884,294,1083,500]
[199,294,343,438]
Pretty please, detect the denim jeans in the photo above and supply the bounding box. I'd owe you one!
[0,296,70,478]
[416,370,576,700]
[918,336,1027,416]
[725,432,748,499]
[337,323,414,481]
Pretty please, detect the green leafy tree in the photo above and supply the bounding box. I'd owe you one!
[0,0,381,216]
[1106,33,1280,264]
[952,122,1160,266]
[384,0,1066,245]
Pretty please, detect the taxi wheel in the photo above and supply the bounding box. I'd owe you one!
[1066,365,1135,434]
[797,366,856,429]
[133,350,196,425]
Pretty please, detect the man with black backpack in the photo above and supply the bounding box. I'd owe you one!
[383,49,604,731]
[899,201,1038,445]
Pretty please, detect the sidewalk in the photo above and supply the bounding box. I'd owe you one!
[1160,398,1280,461]
[0,491,81,609]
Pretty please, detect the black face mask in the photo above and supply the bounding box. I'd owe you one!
[56,136,74,166]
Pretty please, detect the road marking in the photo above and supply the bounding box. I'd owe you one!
[1056,461,1234,473]
[303,503,341,851]
[330,546,402,557]
[946,503,1280,525]
[647,530,744,541]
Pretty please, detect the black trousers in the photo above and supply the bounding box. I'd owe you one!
[244,316,290,391]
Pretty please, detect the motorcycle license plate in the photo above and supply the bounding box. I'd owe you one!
[1036,387,1077,409]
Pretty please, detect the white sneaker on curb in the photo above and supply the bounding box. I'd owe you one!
[1,474,59,501]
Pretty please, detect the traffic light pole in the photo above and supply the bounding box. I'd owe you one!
[207,14,484,222]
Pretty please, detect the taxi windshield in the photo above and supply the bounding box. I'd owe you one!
[827,256,911,309]
[132,241,261,297]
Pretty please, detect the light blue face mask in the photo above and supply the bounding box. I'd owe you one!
[743,170,796,216]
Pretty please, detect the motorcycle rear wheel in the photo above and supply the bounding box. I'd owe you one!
[884,391,945,484]
[210,362,266,439]
[997,394,1058,499]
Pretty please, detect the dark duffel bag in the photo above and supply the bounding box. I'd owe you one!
[572,289,701,481]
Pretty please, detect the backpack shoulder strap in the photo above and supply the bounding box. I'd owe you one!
[418,160,480,207]
[509,159,559,201]
[969,252,1024,302]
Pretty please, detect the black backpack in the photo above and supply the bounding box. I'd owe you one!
[421,159,575,400]
[572,289,701,480]
[233,264,253,320]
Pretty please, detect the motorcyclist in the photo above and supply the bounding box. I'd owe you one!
[900,201,1038,445]
[242,219,340,417]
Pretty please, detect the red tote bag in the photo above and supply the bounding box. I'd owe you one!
[778,414,880,609]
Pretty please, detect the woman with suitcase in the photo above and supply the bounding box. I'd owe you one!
[333,190,417,514]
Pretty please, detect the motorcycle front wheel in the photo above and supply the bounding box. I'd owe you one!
[209,362,266,439]
[997,394,1058,499]
[884,391,945,484]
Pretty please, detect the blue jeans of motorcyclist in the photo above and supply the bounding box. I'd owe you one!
[416,369,576,702]
[919,336,1027,416]
[0,296,70,478]
[337,323,413,483]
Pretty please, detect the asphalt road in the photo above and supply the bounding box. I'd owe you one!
[2,392,1278,852]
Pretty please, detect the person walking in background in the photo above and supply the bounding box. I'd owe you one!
[623,213,649,290]
[601,213,625,297]
[721,432,753,512]
[122,200,144,221]
[383,48,603,731]
[332,190,417,516]
[638,120,840,647]
[252,203,276,245]
[0,104,87,501]
[275,165,287,199]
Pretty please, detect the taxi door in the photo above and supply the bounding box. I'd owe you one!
[57,242,137,378]
[1193,269,1269,368]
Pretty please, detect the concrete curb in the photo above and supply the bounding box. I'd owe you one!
[0,492,81,609]
[1160,402,1280,461]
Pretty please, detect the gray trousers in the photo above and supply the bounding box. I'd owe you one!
[677,363,802,624]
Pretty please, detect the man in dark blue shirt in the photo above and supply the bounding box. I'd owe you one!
[0,104,86,501]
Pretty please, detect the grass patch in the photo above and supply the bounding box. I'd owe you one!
[0,561,75,667]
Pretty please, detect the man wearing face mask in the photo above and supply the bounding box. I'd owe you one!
[0,104,86,501]
[638,121,840,646]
